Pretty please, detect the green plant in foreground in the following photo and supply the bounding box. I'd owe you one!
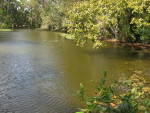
[75,71,150,113]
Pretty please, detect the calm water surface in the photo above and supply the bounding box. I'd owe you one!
[0,30,149,113]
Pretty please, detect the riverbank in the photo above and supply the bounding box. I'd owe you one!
[104,39,150,49]
[0,29,12,31]
[1,28,149,49]
[58,32,150,49]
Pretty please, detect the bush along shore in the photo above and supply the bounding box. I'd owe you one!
[1,0,149,48]
[75,71,150,113]
[67,0,150,48]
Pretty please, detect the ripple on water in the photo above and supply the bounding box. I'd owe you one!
[0,30,149,113]
[0,52,75,113]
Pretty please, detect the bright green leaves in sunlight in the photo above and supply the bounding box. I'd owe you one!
[68,0,150,47]
[68,0,104,47]
[1,0,150,45]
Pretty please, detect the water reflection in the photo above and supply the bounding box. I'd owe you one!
[0,30,149,113]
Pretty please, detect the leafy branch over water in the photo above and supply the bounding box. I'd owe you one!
[68,0,150,46]
[75,71,150,113]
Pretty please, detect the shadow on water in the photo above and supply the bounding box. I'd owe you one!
[81,42,150,61]
[0,30,149,113]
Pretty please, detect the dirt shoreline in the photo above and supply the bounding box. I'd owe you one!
[104,39,150,49]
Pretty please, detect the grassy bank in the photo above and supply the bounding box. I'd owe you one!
[0,29,12,31]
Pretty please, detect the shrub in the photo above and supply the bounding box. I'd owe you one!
[75,71,150,113]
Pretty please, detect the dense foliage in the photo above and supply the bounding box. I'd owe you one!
[0,0,41,28]
[68,0,150,44]
[0,0,71,30]
[40,0,70,31]
[75,71,150,113]
[0,1,150,112]
[0,0,150,44]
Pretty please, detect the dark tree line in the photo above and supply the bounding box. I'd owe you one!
[0,0,41,28]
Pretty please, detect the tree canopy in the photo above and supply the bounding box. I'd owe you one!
[0,0,150,44]
[68,0,150,45]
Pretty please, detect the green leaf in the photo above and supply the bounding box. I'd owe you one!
[101,78,106,84]
[131,88,136,94]
[76,112,84,113]
[86,102,91,105]
[110,85,115,93]
[80,83,84,89]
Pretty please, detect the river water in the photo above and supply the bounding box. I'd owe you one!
[0,30,149,113]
